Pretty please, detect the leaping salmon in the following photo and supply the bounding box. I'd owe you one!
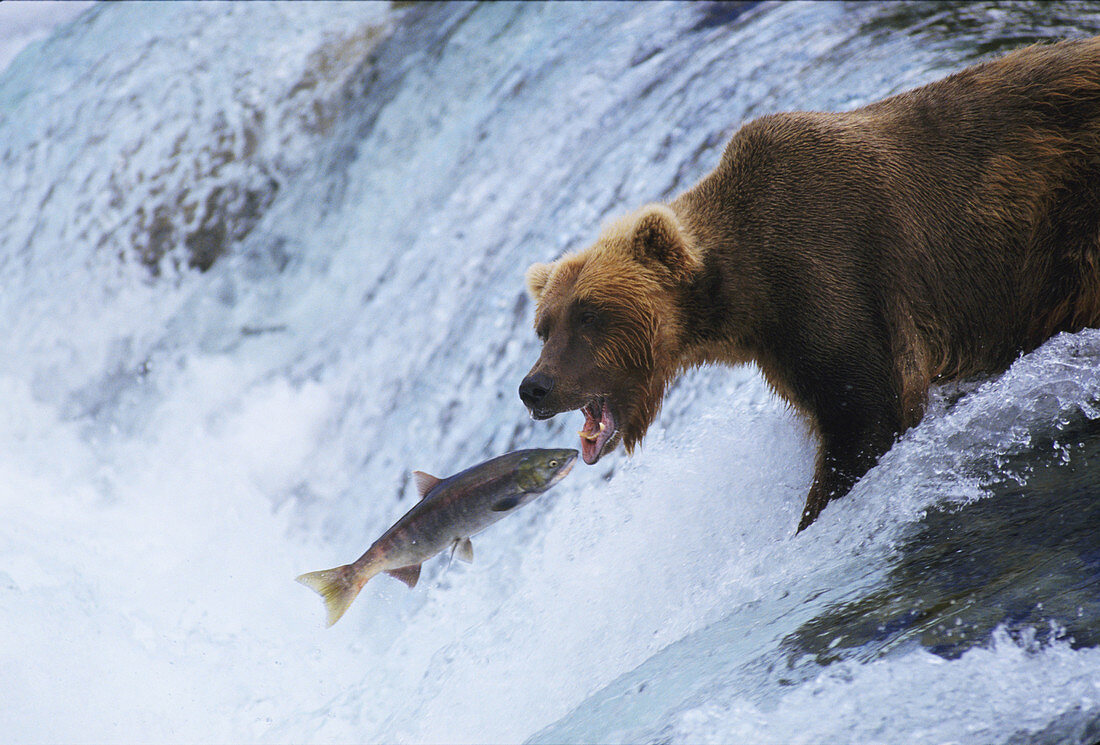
[297,448,578,626]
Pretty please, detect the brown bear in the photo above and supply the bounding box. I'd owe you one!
[519,36,1100,532]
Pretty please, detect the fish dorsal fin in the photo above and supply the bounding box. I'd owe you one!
[452,537,473,564]
[386,564,421,588]
[412,471,442,499]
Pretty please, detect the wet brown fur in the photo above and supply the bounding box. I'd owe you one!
[523,38,1100,531]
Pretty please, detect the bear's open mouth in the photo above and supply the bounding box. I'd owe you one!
[579,397,617,465]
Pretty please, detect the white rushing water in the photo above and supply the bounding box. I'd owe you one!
[0,2,95,75]
[2,2,1100,743]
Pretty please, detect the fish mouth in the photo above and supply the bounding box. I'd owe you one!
[578,397,618,465]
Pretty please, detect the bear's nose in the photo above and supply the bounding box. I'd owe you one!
[519,372,554,409]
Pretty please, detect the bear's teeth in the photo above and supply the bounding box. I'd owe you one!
[579,429,599,442]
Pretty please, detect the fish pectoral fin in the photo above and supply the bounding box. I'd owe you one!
[385,564,422,588]
[453,537,474,563]
[491,496,521,512]
[412,470,442,499]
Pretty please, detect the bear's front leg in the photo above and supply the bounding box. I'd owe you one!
[798,446,860,532]
[796,400,899,532]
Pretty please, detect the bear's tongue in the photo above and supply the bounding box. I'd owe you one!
[579,400,615,465]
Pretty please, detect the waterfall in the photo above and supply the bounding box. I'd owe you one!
[3,3,1100,743]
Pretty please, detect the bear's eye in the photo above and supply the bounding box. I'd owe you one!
[579,310,598,326]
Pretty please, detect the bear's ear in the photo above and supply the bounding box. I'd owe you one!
[525,261,554,301]
[631,205,699,283]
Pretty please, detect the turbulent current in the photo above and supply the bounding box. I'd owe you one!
[3,2,1100,743]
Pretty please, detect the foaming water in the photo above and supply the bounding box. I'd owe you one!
[2,3,1100,744]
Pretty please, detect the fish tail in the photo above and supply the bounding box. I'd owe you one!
[296,562,375,627]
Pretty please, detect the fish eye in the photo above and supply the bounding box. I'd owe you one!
[548,459,559,468]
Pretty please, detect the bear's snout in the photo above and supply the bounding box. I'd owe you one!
[519,371,554,413]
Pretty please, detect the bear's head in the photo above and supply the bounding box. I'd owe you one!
[519,204,701,464]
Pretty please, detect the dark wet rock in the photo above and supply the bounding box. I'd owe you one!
[780,412,1100,666]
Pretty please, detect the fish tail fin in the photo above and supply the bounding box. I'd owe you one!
[296,563,374,627]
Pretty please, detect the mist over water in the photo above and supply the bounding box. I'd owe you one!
[3,2,1100,743]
